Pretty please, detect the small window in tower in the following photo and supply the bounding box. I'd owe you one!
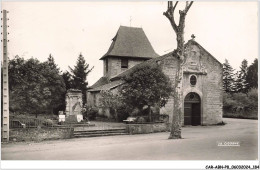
[121,59,128,68]
[190,75,197,86]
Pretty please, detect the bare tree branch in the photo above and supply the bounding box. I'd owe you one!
[164,1,193,55]
[185,1,189,9]
[168,1,172,9]
[173,1,178,11]
[185,1,193,13]
[163,1,179,33]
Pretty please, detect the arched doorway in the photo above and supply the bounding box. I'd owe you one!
[184,92,201,125]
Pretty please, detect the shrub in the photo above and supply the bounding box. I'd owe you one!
[116,105,130,122]
[82,105,98,120]
[25,120,37,127]
[223,92,236,110]
[136,116,148,123]
[42,119,54,127]
[223,88,258,119]
[247,88,258,109]
[157,114,169,123]
[87,107,98,120]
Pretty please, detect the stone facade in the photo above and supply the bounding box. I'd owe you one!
[65,89,82,116]
[87,91,100,108]
[103,57,146,79]
[65,89,83,122]
[158,40,223,125]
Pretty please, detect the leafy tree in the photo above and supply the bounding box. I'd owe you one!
[62,71,73,90]
[223,88,258,119]
[99,90,122,120]
[43,55,66,114]
[9,56,66,117]
[58,71,74,112]
[47,54,59,71]
[247,88,258,109]
[246,58,258,89]
[235,59,249,93]
[223,59,235,93]
[69,53,93,105]
[120,63,174,122]
[9,57,48,116]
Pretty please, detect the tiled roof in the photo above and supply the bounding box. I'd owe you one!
[88,80,124,92]
[100,26,159,60]
[88,77,110,89]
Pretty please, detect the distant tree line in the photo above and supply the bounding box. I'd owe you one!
[223,58,258,119]
[3,53,93,117]
[223,58,257,93]
[2,53,257,119]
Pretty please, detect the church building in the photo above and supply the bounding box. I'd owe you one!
[87,26,223,125]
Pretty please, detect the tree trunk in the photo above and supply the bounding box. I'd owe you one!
[164,1,193,139]
[168,58,182,139]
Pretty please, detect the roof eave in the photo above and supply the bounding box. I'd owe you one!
[100,55,156,60]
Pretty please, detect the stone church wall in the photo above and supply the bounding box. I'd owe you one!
[158,55,179,122]
[199,47,223,125]
[87,91,101,108]
[87,87,119,118]
[104,57,146,78]
[159,43,223,125]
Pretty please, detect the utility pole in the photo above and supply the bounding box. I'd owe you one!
[2,9,9,142]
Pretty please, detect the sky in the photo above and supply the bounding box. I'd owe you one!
[1,1,258,86]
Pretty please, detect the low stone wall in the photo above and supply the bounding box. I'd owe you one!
[9,127,74,142]
[126,123,170,135]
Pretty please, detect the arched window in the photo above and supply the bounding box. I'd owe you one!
[184,92,200,103]
[190,75,197,86]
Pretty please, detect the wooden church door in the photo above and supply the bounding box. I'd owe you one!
[184,92,201,126]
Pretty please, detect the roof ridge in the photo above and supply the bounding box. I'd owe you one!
[119,25,142,29]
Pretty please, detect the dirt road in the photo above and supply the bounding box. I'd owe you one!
[1,118,258,160]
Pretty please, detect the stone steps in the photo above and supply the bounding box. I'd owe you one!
[73,128,127,138]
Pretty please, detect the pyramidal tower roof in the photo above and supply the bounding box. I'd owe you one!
[100,26,159,60]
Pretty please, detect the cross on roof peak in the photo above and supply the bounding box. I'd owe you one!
[191,34,196,40]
